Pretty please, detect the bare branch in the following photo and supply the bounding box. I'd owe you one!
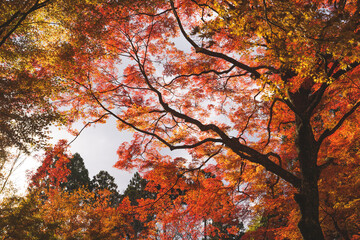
[238,105,258,139]
[68,113,111,146]
[183,146,223,172]
[134,53,301,188]
[189,0,219,15]
[0,152,21,194]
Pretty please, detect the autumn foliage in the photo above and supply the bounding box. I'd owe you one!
[2,0,360,239]
[1,143,240,239]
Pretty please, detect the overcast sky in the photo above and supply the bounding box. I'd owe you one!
[11,117,135,194]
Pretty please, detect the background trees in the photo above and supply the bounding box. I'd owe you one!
[91,170,122,207]
[1,145,244,239]
[60,153,91,192]
[23,145,135,239]
[0,0,68,197]
[0,0,62,155]
[0,194,58,240]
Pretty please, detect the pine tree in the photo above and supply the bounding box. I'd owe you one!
[60,153,91,192]
[91,170,121,207]
[122,172,156,237]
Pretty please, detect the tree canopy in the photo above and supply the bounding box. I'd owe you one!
[2,0,360,239]
[45,0,360,239]
[0,0,63,155]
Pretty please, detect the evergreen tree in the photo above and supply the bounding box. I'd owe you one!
[122,172,154,205]
[60,153,91,192]
[122,172,156,237]
[91,170,121,206]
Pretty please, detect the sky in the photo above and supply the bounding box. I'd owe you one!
[10,117,135,194]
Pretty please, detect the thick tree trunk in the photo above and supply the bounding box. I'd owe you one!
[295,116,325,240]
[295,179,324,240]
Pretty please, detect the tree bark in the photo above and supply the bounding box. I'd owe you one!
[294,115,325,240]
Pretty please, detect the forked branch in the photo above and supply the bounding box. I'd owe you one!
[90,91,224,151]
[169,0,263,79]
[133,54,301,188]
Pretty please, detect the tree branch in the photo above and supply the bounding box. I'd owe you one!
[89,90,224,150]
[307,83,329,115]
[133,47,301,188]
[317,100,360,146]
[165,65,236,86]
[181,146,223,172]
[265,98,281,147]
[0,0,51,47]
[332,62,360,79]
[67,113,111,146]
[169,0,262,79]
[318,157,335,172]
